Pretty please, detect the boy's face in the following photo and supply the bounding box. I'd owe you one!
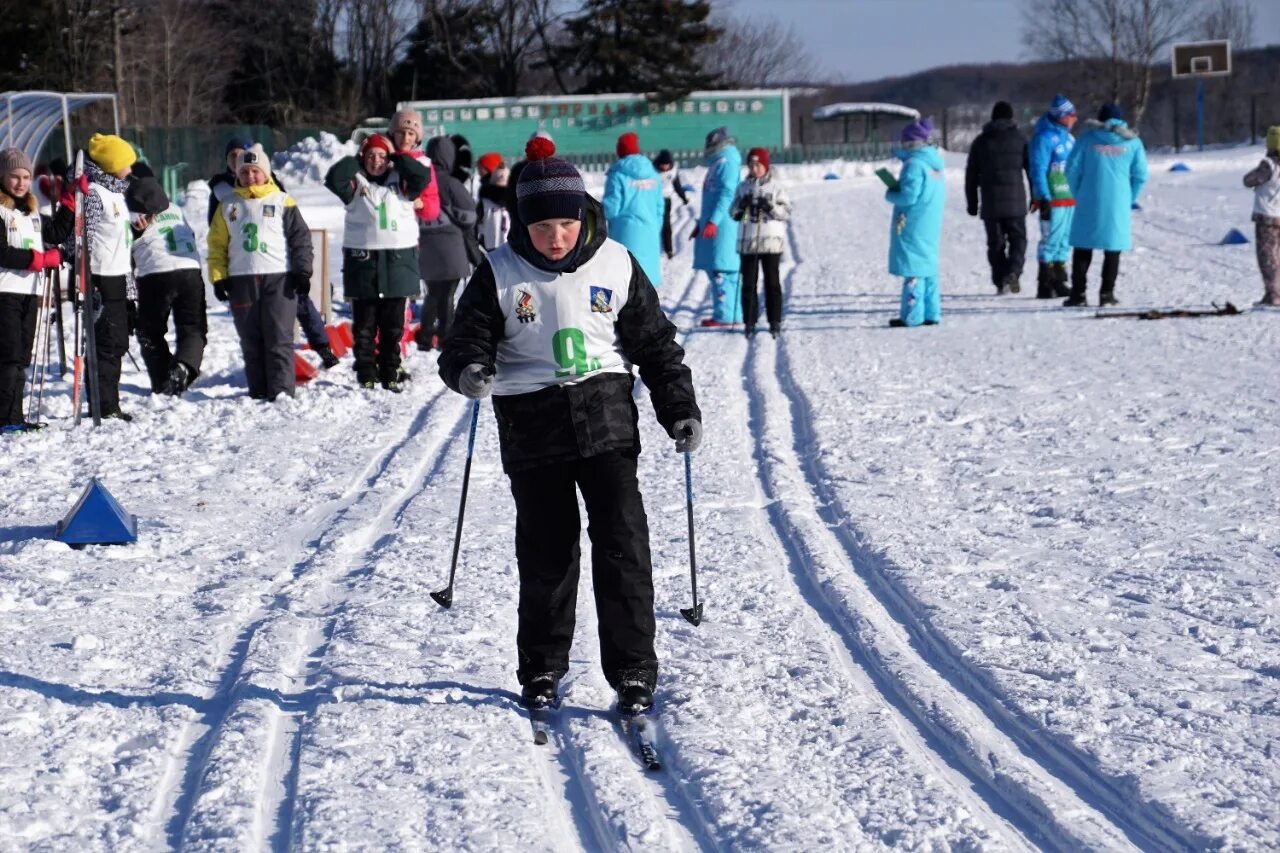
[391,129,418,151]
[3,168,31,198]
[239,165,267,187]
[363,148,389,176]
[657,163,672,173]
[528,217,581,261]
[1061,114,1078,130]
[227,148,243,172]
[748,160,766,179]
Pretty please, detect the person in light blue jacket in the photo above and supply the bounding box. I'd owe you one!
[693,127,743,326]
[885,119,946,328]
[1028,94,1078,298]
[603,131,665,287]
[1063,103,1148,307]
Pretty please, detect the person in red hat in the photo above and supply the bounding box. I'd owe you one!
[603,131,664,286]
[730,147,791,338]
[324,134,431,391]
[476,152,510,251]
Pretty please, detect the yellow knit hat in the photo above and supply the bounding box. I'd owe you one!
[88,133,137,174]
[1268,126,1280,154]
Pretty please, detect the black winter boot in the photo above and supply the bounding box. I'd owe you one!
[1051,263,1071,297]
[163,362,196,396]
[1003,272,1021,294]
[316,344,340,369]
[1035,263,1053,299]
[1098,251,1120,306]
[521,674,560,710]
[617,682,654,716]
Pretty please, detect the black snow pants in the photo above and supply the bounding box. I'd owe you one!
[351,296,405,383]
[1071,248,1121,301]
[417,279,459,349]
[228,274,297,399]
[136,269,208,392]
[508,450,659,689]
[0,293,38,427]
[89,274,129,416]
[984,217,1027,287]
[661,197,675,258]
[740,252,783,331]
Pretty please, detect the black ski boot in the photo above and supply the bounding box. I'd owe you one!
[163,361,196,396]
[1098,291,1119,307]
[521,674,560,710]
[1051,263,1071,297]
[1003,272,1021,294]
[1035,263,1052,298]
[617,682,654,716]
[316,344,341,369]
[769,324,780,339]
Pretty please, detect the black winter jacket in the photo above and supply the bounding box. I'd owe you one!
[439,197,700,474]
[965,119,1030,220]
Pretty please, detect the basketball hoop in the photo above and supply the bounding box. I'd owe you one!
[1171,40,1232,151]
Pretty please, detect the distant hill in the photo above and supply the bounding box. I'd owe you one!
[790,45,1280,149]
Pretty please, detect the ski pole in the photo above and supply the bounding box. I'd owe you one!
[431,398,482,609]
[679,441,703,626]
[52,266,67,377]
[31,271,55,425]
[25,272,53,425]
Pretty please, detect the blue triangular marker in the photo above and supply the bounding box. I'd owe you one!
[1219,228,1250,245]
[1169,162,1191,172]
[54,478,138,546]
[1131,201,1143,211]
[824,172,839,181]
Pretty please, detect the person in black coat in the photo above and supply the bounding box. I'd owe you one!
[965,102,1030,294]
[438,153,701,716]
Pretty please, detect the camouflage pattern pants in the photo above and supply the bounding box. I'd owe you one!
[1258,221,1280,305]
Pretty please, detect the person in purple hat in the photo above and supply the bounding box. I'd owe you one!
[885,118,946,328]
[438,149,701,718]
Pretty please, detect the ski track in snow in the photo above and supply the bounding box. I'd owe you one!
[2,149,1278,850]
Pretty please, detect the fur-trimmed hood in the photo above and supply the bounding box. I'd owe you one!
[1081,118,1138,141]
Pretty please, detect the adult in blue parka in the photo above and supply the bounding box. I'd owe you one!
[1063,103,1148,306]
[603,131,665,287]
[693,127,743,325]
[885,119,947,327]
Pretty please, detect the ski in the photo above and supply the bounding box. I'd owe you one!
[619,711,662,772]
[71,152,86,425]
[528,701,560,746]
[1094,301,1242,320]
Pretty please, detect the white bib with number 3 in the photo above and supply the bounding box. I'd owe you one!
[221,190,291,276]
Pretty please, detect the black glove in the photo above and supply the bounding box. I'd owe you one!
[758,197,773,213]
[126,300,138,336]
[288,273,311,298]
[214,281,230,302]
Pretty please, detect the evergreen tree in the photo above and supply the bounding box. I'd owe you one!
[560,0,721,100]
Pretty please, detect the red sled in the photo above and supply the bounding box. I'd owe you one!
[325,325,350,358]
[295,351,319,384]
[332,320,355,349]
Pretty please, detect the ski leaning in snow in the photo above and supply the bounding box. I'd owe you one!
[70,150,102,427]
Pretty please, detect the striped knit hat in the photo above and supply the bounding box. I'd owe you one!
[516,156,585,224]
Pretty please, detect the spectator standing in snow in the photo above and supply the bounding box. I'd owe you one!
[415,135,478,351]
[438,151,701,716]
[0,148,76,432]
[603,132,665,287]
[126,165,207,396]
[1243,126,1280,307]
[325,134,430,392]
[1063,104,1148,307]
[885,119,946,328]
[83,133,139,420]
[1028,95,1077,299]
[653,149,689,259]
[731,147,791,337]
[694,126,743,327]
[965,101,1030,295]
[209,137,337,369]
[476,153,510,250]
[207,144,313,400]
[450,133,476,197]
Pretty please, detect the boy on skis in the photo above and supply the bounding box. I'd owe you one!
[207,144,313,400]
[885,119,946,328]
[438,152,701,715]
[0,148,76,431]
[126,165,206,395]
[324,133,430,391]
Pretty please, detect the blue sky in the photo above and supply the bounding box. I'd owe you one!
[725,0,1280,83]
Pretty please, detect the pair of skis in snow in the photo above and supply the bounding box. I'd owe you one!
[529,702,662,772]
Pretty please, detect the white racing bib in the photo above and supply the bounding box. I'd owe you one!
[132,204,201,277]
[88,182,132,276]
[220,190,291,276]
[343,169,419,250]
[0,204,43,296]
[487,239,634,396]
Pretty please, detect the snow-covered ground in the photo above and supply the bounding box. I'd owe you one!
[1,144,1277,850]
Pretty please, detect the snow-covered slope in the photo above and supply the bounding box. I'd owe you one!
[0,145,1276,850]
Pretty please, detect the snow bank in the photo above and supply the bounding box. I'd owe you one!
[273,132,358,186]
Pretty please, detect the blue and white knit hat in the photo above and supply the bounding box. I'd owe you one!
[1049,94,1076,119]
[516,156,585,224]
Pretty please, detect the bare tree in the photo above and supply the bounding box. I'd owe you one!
[1196,0,1255,49]
[117,0,233,126]
[700,12,823,87]
[1021,0,1197,126]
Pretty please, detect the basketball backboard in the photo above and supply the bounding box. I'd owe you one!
[1171,41,1232,78]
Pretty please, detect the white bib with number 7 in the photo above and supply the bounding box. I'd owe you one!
[488,238,634,396]
[132,204,201,277]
